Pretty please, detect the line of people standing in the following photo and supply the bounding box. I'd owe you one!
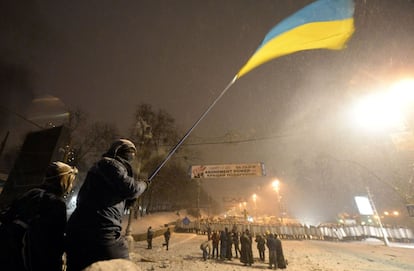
[204,226,286,269]
[210,226,241,260]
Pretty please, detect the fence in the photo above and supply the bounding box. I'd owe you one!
[175,220,414,243]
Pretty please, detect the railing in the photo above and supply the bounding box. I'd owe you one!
[175,220,414,243]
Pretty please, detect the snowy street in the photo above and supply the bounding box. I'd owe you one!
[129,232,414,271]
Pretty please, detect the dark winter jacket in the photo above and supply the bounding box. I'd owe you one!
[0,188,67,271]
[147,227,154,239]
[240,231,253,265]
[255,235,266,251]
[266,235,277,251]
[67,157,147,241]
[266,235,287,269]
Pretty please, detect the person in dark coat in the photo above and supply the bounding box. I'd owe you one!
[219,228,228,260]
[147,226,154,249]
[65,139,148,271]
[231,229,241,258]
[0,161,78,271]
[162,227,171,250]
[239,229,253,266]
[207,224,212,240]
[274,233,287,269]
[267,233,287,269]
[255,234,266,262]
[211,230,220,259]
[225,227,233,260]
[266,233,278,269]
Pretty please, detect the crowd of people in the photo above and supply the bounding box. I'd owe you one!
[200,225,287,269]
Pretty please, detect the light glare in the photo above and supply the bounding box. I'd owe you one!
[350,94,405,133]
[349,78,414,133]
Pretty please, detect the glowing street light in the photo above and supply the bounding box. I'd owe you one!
[383,210,400,216]
[252,193,257,217]
[272,179,282,222]
[349,78,414,133]
[252,193,257,203]
[272,179,280,193]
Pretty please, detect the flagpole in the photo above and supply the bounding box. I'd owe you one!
[148,75,238,182]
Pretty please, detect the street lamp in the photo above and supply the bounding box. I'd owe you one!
[272,179,282,222]
[252,193,257,218]
[125,117,152,240]
[349,78,414,134]
[272,179,280,193]
[242,201,247,220]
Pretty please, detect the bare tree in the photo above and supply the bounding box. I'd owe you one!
[129,104,205,214]
[64,109,120,170]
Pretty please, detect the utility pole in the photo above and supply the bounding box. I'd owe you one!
[197,179,201,233]
[125,117,152,241]
[366,187,389,246]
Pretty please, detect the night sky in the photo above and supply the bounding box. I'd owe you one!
[2,0,414,223]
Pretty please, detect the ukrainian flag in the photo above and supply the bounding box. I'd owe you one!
[237,0,355,78]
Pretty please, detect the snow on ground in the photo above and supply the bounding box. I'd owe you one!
[121,211,184,236]
[129,233,414,271]
[87,212,414,271]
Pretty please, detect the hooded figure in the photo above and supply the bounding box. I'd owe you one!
[0,161,78,271]
[66,139,147,271]
[240,229,253,266]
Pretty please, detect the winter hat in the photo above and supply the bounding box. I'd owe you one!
[104,139,137,161]
[44,161,78,196]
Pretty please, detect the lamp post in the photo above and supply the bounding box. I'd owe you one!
[125,117,152,240]
[242,201,247,221]
[197,178,201,232]
[272,179,282,223]
[252,193,257,219]
[366,187,389,246]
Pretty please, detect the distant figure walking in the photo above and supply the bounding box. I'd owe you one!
[163,228,171,250]
[147,226,154,249]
